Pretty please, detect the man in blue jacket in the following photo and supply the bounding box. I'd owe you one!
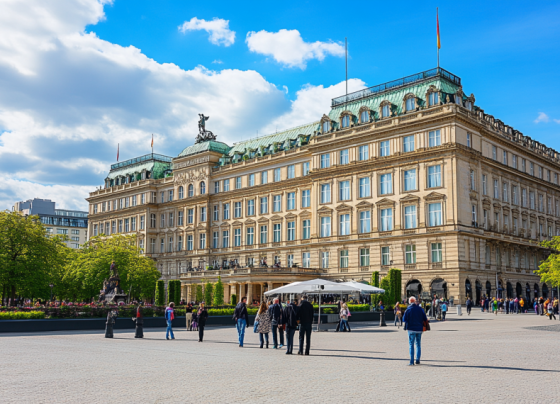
[402,296,427,366]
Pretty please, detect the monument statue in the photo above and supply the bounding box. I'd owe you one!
[99,261,128,304]
[195,113,216,143]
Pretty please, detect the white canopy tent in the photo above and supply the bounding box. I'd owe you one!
[339,281,385,295]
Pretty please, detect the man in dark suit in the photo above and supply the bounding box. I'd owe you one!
[283,299,299,355]
[297,295,314,355]
[268,298,284,349]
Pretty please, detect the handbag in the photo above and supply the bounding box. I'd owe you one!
[423,319,430,332]
[253,320,259,333]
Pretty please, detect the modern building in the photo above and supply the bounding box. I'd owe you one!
[87,67,560,304]
[13,198,89,248]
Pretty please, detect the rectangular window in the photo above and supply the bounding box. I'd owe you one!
[200,207,207,222]
[131,217,136,231]
[503,150,508,165]
[512,155,517,169]
[303,219,310,239]
[160,192,164,203]
[405,244,416,264]
[427,165,441,188]
[431,243,443,262]
[482,175,487,195]
[380,140,390,157]
[403,135,415,152]
[494,180,499,199]
[199,234,206,249]
[321,184,331,203]
[273,195,281,212]
[139,216,145,230]
[212,206,218,221]
[125,197,130,208]
[302,252,310,268]
[359,211,371,233]
[246,227,254,245]
[160,214,165,228]
[150,239,155,253]
[222,231,229,248]
[340,149,349,165]
[320,153,330,168]
[273,223,281,242]
[287,192,296,210]
[224,179,230,192]
[261,171,268,185]
[302,162,310,176]
[260,225,267,244]
[428,203,442,226]
[429,130,441,147]
[301,190,310,208]
[160,238,164,253]
[404,205,417,229]
[522,189,527,208]
[260,197,268,214]
[320,217,331,237]
[188,209,194,224]
[223,203,230,220]
[502,183,508,202]
[249,174,255,187]
[234,228,241,247]
[380,173,392,194]
[176,235,182,251]
[530,192,535,210]
[274,168,281,182]
[360,248,370,266]
[234,202,242,218]
[321,252,329,269]
[117,220,123,233]
[247,199,255,216]
[470,170,475,191]
[492,146,497,160]
[404,169,416,191]
[141,193,146,204]
[236,177,242,189]
[287,254,294,268]
[113,220,118,233]
[359,177,371,198]
[380,208,393,231]
[339,181,350,201]
[538,166,543,179]
[212,232,218,249]
[187,235,193,251]
[381,246,390,266]
[530,162,534,176]
[287,221,295,241]
[168,212,174,227]
[339,214,350,236]
[214,181,220,194]
[472,205,478,225]
[340,250,349,268]
[287,165,295,179]
[467,133,471,148]
[132,196,137,207]
[359,145,369,161]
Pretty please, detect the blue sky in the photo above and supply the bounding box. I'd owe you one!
[0,0,559,210]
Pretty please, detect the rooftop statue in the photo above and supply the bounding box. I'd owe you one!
[196,113,217,143]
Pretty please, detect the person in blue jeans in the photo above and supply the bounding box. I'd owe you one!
[441,301,447,321]
[233,297,249,347]
[165,302,175,340]
[402,296,428,366]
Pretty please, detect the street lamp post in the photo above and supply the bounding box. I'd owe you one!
[49,284,54,302]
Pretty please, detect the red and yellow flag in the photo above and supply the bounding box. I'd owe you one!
[437,8,441,49]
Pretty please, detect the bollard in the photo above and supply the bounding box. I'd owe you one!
[457,305,462,316]
[379,311,387,327]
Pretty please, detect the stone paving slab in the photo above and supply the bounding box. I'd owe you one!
[1,311,559,403]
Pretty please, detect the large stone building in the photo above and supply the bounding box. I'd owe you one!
[13,198,89,248]
[87,67,560,304]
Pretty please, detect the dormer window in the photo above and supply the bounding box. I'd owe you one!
[464,93,475,111]
[382,105,390,117]
[404,94,416,112]
[380,100,392,118]
[322,121,330,133]
[341,115,350,128]
[359,109,370,124]
[429,91,439,106]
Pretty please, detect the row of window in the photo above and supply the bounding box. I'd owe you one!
[93,216,146,236]
[45,228,83,235]
[491,145,558,185]
[93,193,148,214]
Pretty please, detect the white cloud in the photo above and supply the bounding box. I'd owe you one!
[246,29,345,69]
[212,59,223,64]
[534,112,550,123]
[178,17,235,47]
[261,79,366,134]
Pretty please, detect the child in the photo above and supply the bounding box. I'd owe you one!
[441,301,448,321]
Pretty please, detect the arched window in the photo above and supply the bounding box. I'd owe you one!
[188,184,194,197]
[380,101,391,118]
[360,110,369,123]
[200,181,206,195]
[322,121,330,133]
[341,115,350,128]
[405,98,415,111]
[178,186,184,199]
[429,91,439,106]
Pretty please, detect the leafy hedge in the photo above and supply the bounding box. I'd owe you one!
[348,304,370,312]
[0,311,46,320]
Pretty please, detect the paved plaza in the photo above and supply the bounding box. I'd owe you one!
[1,310,559,403]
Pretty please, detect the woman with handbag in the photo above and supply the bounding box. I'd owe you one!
[255,302,271,348]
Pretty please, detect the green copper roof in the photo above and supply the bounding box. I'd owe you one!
[178,140,232,158]
[227,121,318,156]
[107,160,170,180]
[328,77,461,122]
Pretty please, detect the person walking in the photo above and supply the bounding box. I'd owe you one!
[466,297,472,315]
[297,295,314,355]
[340,303,350,331]
[402,296,428,366]
[519,297,525,313]
[165,302,175,340]
[547,300,556,320]
[441,301,448,321]
[197,302,208,342]
[186,303,193,331]
[492,298,498,315]
[394,302,403,327]
[133,301,144,338]
[233,296,249,347]
[283,299,299,355]
[268,298,284,349]
[255,302,271,348]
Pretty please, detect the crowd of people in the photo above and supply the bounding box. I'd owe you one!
[463,296,560,318]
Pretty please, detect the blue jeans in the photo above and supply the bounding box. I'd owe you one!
[272,324,284,347]
[259,332,269,347]
[166,320,174,339]
[340,319,348,331]
[408,331,422,364]
[236,319,246,346]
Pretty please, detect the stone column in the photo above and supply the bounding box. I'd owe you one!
[247,282,253,305]
[229,283,237,303]
[224,282,231,304]
[180,284,187,301]
[186,285,192,303]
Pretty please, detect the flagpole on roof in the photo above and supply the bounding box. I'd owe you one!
[437,8,441,69]
[345,37,348,103]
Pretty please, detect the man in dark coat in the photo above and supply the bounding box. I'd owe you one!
[233,297,249,347]
[268,298,284,349]
[134,302,144,338]
[297,295,314,355]
[283,299,299,355]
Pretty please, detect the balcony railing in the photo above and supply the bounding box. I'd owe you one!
[110,153,172,170]
[181,266,326,277]
[331,67,461,107]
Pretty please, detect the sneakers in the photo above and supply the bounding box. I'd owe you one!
[278,344,284,348]
[415,360,420,365]
[408,363,414,366]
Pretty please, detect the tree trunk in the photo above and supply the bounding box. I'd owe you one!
[11,285,16,306]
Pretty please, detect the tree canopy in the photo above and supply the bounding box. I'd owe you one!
[536,237,560,288]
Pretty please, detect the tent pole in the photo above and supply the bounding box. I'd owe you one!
[318,293,322,331]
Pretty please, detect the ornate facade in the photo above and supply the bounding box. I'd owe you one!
[87,67,560,304]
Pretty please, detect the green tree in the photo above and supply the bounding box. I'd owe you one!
[155,280,165,306]
[173,280,181,304]
[231,294,237,306]
[195,284,203,303]
[204,281,213,305]
[536,237,560,288]
[213,276,225,306]
[63,234,161,302]
[371,271,380,287]
[167,280,175,305]
[379,277,391,306]
[0,211,69,303]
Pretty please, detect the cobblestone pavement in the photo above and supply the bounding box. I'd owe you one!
[1,310,559,403]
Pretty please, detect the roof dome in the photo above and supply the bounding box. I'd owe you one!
[178,140,231,158]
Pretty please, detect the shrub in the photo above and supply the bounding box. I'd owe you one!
[348,304,370,312]
[155,280,165,306]
[195,285,203,303]
[213,277,225,306]
[204,282,213,304]
[0,311,46,320]
[231,294,237,306]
